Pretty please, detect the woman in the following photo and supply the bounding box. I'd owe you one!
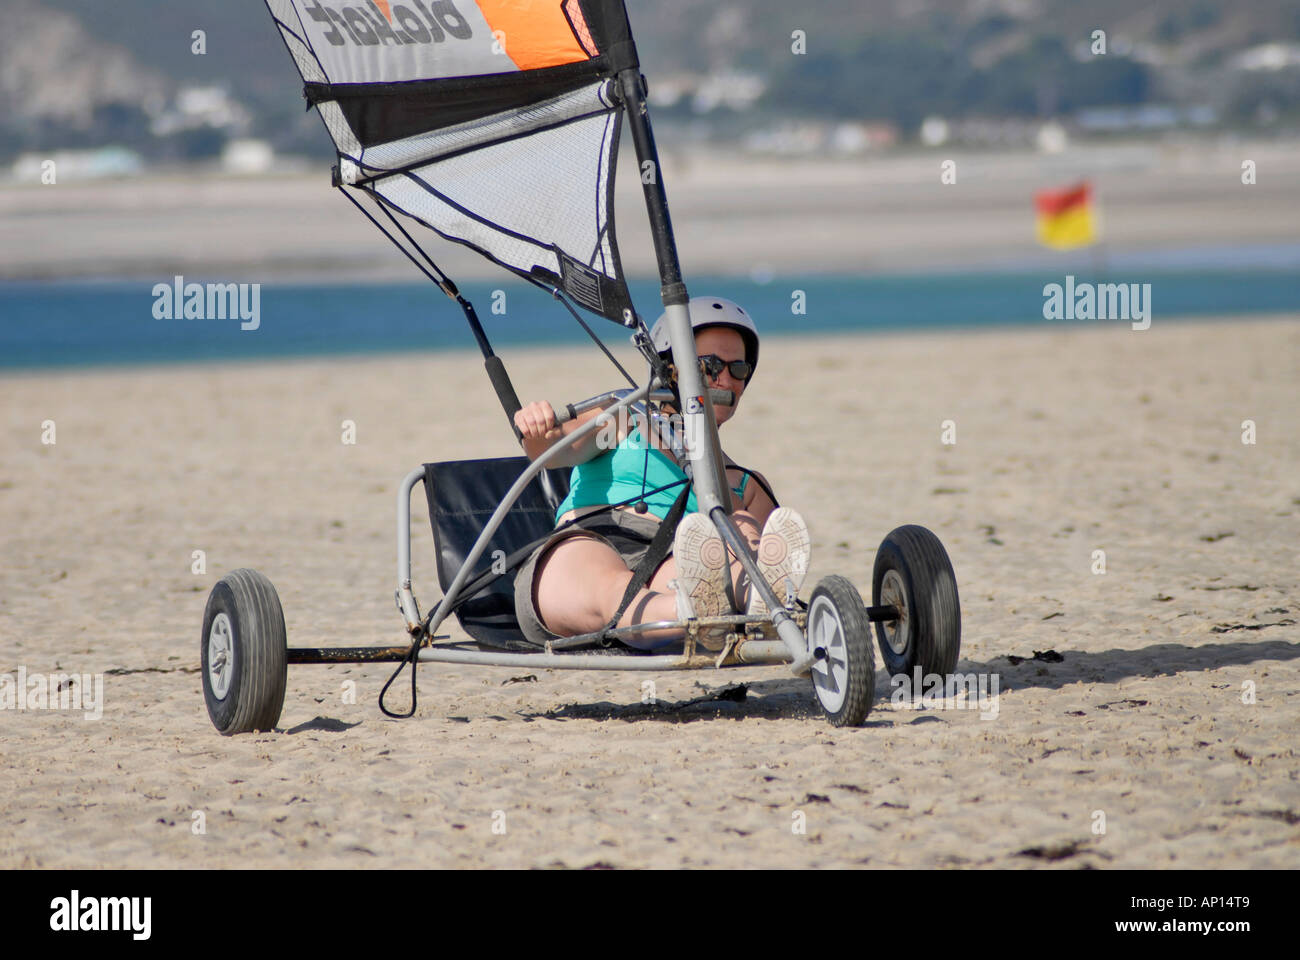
[512,297,810,650]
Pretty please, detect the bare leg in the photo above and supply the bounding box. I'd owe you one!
[533,511,764,649]
[533,536,680,646]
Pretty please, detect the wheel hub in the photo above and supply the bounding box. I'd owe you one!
[808,595,848,713]
[208,612,233,700]
[879,569,909,656]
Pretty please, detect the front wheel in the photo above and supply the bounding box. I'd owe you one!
[201,568,287,735]
[807,575,875,727]
[872,525,961,679]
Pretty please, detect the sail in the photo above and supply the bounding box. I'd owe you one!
[266,0,639,323]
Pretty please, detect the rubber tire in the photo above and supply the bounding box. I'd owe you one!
[201,568,287,735]
[807,575,875,727]
[872,525,961,679]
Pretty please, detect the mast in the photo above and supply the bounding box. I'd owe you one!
[615,64,730,512]
[611,7,811,671]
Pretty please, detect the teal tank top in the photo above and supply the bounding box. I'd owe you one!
[556,428,696,522]
[554,427,752,523]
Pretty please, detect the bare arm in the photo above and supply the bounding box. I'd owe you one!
[514,400,622,468]
[732,464,777,527]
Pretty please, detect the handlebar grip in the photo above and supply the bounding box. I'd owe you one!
[552,386,713,427]
[485,355,523,440]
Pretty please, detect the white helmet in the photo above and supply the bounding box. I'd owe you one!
[648,296,760,376]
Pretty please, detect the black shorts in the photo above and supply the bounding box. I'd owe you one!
[513,508,665,646]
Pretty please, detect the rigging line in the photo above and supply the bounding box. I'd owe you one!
[378,639,420,720]
[565,476,688,523]
[636,432,652,512]
[335,184,445,291]
[366,187,460,293]
[631,313,670,380]
[339,181,638,422]
[341,179,636,394]
[522,279,638,388]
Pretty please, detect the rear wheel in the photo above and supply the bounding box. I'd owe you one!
[872,525,961,679]
[201,568,287,735]
[807,575,875,727]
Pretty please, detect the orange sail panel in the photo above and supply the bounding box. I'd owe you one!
[474,0,592,70]
[266,0,638,323]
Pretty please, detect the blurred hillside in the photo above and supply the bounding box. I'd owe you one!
[3,0,1300,167]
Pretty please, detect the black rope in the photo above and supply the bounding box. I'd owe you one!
[630,313,665,369]
[334,181,458,720]
[522,280,638,388]
[730,466,780,511]
[366,187,462,295]
[343,183,641,397]
[378,640,420,719]
[336,185,450,291]
[342,179,646,397]
[601,482,692,642]
[635,438,652,514]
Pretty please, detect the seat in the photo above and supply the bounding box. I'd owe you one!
[423,457,570,650]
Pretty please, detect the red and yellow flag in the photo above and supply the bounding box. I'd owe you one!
[1034,181,1097,250]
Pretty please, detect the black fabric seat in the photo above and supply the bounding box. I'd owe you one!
[423,457,570,650]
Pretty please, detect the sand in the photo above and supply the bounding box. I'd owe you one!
[1,314,1297,869]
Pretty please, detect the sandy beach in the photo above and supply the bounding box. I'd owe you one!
[1,314,1297,869]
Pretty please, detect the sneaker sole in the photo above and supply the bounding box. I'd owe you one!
[673,513,731,620]
[747,507,811,618]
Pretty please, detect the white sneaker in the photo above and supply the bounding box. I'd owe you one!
[672,512,732,650]
[672,513,731,617]
[746,507,811,618]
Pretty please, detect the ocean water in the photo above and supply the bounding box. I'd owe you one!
[1,268,1297,371]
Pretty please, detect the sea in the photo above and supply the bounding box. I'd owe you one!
[2,255,1298,371]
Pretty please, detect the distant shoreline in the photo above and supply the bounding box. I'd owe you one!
[3,240,1299,286]
[7,140,1300,283]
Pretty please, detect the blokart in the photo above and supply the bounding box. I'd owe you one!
[202,0,961,734]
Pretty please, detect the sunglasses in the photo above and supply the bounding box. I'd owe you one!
[698,354,753,382]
